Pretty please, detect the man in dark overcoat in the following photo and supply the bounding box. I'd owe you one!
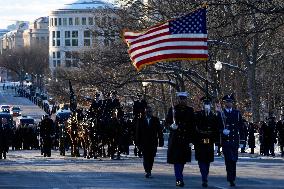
[194,97,219,187]
[40,115,54,157]
[217,94,245,187]
[136,106,164,178]
[133,93,147,157]
[263,116,277,156]
[247,122,256,154]
[276,114,284,157]
[166,92,195,187]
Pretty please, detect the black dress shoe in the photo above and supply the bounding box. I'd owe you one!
[145,172,151,178]
[176,180,184,187]
[230,181,236,187]
[202,181,208,187]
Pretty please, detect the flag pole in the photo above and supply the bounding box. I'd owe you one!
[169,82,176,124]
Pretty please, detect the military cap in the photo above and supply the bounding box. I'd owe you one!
[222,94,235,102]
[176,92,189,98]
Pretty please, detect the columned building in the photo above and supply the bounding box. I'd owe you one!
[48,0,116,71]
[23,17,49,48]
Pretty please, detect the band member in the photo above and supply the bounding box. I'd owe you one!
[194,96,219,187]
[136,106,164,178]
[217,94,245,187]
[166,92,195,187]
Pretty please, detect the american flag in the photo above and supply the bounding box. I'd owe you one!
[123,8,208,71]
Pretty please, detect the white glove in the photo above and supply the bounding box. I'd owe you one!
[239,144,244,148]
[170,123,178,130]
[223,129,230,136]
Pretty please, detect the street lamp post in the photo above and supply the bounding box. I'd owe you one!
[142,81,150,101]
[214,61,223,98]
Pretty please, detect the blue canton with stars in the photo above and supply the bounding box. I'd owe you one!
[169,8,207,34]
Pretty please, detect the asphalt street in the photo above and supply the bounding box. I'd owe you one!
[0,83,283,189]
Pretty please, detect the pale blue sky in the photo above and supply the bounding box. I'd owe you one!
[0,0,115,29]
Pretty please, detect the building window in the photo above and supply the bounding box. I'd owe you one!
[72,31,78,38]
[69,18,73,25]
[59,18,62,26]
[65,51,78,67]
[53,60,56,67]
[57,40,60,46]
[52,31,55,38]
[82,17,87,25]
[50,18,53,27]
[53,52,56,58]
[84,30,90,38]
[54,18,58,26]
[75,17,80,25]
[63,18,67,26]
[72,39,78,46]
[57,51,61,59]
[57,60,61,67]
[84,30,91,46]
[84,39,90,46]
[88,17,93,25]
[65,31,71,46]
[52,40,55,46]
[56,31,60,38]
[65,31,70,38]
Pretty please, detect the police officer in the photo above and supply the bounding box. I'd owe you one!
[136,106,164,178]
[276,114,284,157]
[166,92,195,187]
[194,96,219,187]
[218,94,245,187]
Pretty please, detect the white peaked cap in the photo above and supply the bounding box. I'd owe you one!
[176,92,189,97]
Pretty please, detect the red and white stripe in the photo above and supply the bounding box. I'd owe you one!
[123,22,208,70]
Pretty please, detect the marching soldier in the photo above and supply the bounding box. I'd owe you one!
[217,94,245,187]
[276,114,284,157]
[136,106,164,178]
[194,97,219,187]
[166,92,195,187]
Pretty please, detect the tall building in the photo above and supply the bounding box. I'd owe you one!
[48,0,116,71]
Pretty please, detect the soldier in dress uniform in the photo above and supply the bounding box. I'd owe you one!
[136,106,164,178]
[276,114,284,157]
[217,94,245,187]
[194,96,220,187]
[166,92,195,187]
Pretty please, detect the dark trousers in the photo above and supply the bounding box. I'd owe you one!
[143,151,154,173]
[174,164,184,181]
[225,159,236,182]
[198,161,210,182]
